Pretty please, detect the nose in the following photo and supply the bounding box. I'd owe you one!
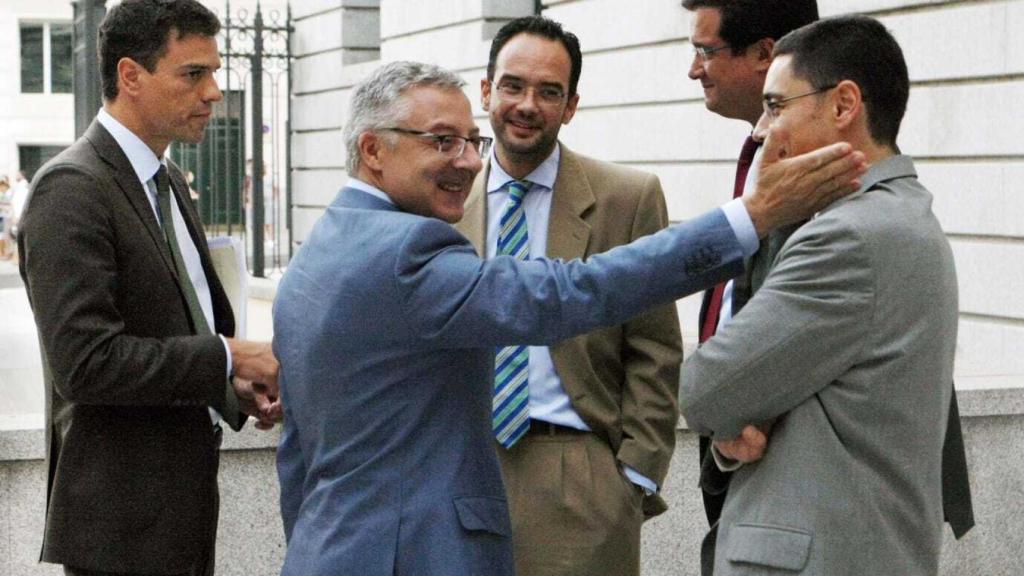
[204,77,223,103]
[688,53,704,80]
[752,112,771,142]
[514,88,540,115]
[454,142,484,174]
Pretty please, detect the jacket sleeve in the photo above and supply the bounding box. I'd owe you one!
[680,215,875,438]
[19,163,229,408]
[393,206,747,350]
[277,391,307,541]
[615,174,682,489]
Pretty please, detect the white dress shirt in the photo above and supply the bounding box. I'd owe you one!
[97,108,230,423]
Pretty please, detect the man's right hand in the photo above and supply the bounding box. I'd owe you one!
[744,127,867,237]
[226,338,280,400]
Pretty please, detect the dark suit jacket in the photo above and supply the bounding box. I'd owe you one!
[457,145,683,516]
[18,119,242,573]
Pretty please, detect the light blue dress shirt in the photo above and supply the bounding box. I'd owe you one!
[483,145,759,493]
[97,108,229,423]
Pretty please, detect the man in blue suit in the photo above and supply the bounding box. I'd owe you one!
[272,61,863,576]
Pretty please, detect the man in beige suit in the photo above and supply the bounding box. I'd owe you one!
[455,16,681,576]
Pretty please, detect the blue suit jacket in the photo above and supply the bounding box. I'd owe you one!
[273,188,745,576]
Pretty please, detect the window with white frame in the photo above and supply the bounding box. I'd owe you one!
[20,22,73,94]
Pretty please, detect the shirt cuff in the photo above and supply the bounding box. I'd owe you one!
[219,334,233,379]
[721,198,759,257]
[623,464,658,495]
[711,443,745,472]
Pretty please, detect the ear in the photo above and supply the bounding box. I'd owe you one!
[480,78,492,112]
[753,37,775,72]
[117,57,145,98]
[561,92,580,125]
[832,79,862,131]
[358,132,386,172]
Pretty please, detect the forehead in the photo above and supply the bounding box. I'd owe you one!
[494,33,571,84]
[764,55,802,95]
[401,85,475,129]
[690,8,723,42]
[158,32,221,69]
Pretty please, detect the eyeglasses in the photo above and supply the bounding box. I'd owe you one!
[691,43,732,62]
[381,127,492,159]
[493,79,567,106]
[762,84,838,120]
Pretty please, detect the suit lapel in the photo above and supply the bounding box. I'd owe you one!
[86,121,179,280]
[546,145,594,260]
[462,162,489,257]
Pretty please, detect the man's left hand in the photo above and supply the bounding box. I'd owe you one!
[714,423,772,464]
[234,377,283,430]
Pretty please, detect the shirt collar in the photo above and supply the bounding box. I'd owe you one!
[346,177,395,205]
[97,108,165,183]
[487,143,560,194]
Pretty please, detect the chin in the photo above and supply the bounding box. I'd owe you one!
[179,131,206,145]
[437,210,463,224]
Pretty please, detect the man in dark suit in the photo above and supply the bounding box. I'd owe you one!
[682,1,972,572]
[456,17,681,575]
[18,2,280,575]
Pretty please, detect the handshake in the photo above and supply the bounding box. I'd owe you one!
[227,338,283,430]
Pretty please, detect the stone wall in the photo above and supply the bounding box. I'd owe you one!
[289,0,1024,384]
[4,389,1023,575]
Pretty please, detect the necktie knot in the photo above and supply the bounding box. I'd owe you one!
[154,165,170,199]
[506,180,530,204]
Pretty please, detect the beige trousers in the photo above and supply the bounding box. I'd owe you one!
[497,430,645,576]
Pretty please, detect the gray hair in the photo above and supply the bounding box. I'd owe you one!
[343,61,466,174]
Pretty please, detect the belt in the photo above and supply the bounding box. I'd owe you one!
[525,419,590,436]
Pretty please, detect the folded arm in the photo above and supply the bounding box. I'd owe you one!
[680,216,875,438]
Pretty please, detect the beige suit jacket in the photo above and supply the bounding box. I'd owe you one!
[455,144,682,516]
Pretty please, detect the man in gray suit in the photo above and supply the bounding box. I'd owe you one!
[273,61,864,575]
[681,15,958,575]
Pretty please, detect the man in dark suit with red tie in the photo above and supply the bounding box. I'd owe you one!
[681,1,972,573]
[18,2,280,574]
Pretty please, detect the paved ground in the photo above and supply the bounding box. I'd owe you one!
[0,257,22,289]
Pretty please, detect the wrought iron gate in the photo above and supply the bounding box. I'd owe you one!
[171,1,292,278]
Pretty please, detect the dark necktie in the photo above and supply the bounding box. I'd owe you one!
[155,165,243,428]
[699,136,759,343]
[155,165,211,335]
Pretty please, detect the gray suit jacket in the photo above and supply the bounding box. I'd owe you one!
[273,187,745,576]
[681,156,957,575]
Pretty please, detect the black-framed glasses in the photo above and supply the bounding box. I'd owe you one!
[381,127,492,159]
[692,43,732,62]
[493,79,567,105]
[762,84,838,120]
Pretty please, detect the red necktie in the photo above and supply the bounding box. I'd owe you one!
[699,136,759,343]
